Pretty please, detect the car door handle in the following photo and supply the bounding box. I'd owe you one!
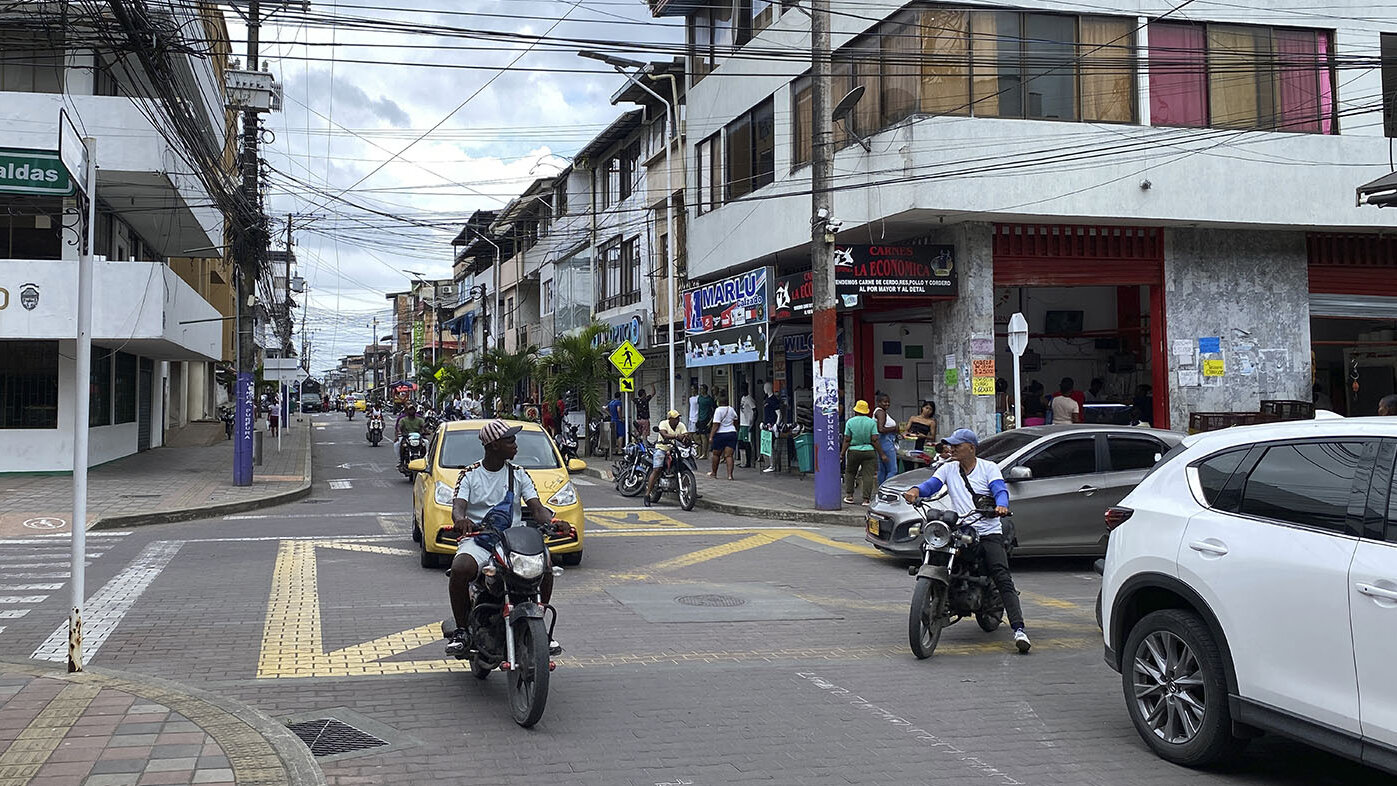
[1077,485,1097,496]
[1356,583,1397,602]
[1188,540,1229,556]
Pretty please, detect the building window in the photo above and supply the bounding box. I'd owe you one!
[114,352,137,424]
[695,133,722,214]
[543,278,554,314]
[506,297,514,330]
[90,350,112,427]
[1150,22,1335,133]
[597,236,641,310]
[618,141,640,202]
[555,176,568,216]
[792,75,813,169]
[689,4,733,84]
[1385,34,1397,137]
[0,198,62,259]
[750,0,777,37]
[724,97,775,200]
[0,30,65,94]
[0,341,58,429]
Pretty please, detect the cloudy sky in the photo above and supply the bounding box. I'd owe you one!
[227,0,683,375]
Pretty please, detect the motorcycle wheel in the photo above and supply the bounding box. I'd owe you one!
[369,434,380,446]
[976,611,1003,633]
[677,469,696,511]
[508,616,551,728]
[909,577,947,659]
[616,467,646,497]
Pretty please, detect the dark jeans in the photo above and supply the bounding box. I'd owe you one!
[979,534,1024,631]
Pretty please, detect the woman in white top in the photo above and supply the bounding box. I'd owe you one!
[708,390,741,480]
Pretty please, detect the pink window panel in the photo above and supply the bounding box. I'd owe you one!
[1276,29,1321,133]
[1319,31,1334,134]
[1149,23,1207,128]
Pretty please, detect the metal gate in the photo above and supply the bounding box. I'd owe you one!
[137,358,153,451]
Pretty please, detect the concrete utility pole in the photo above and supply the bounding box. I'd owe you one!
[810,0,841,510]
[233,0,262,487]
[370,316,379,392]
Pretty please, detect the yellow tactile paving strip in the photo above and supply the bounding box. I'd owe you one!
[0,682,100,784]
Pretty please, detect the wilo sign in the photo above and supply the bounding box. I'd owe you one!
[0,148,73,196]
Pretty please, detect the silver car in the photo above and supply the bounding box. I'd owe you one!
[864,425,1183,558]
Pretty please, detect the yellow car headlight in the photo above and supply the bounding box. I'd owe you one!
[434,481,455,507]
[547,482,577,507]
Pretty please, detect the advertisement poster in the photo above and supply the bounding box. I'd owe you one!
[771,243,957,321]
[684,269,769,368]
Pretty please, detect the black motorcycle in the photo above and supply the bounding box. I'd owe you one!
[346,405,355,420]
[586,417,610,459]
[555,422,580,465]
[645,434,697,510]
[399,432,426,481]
[366,414,384,446]
[422,410,440,436]
[441,511,570,728]
[906,504,1012,659]
[613,436,653,498]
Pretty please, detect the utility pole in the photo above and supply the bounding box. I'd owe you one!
[810,0,841,510]
[371,316,379,392]
[233,0,263,487]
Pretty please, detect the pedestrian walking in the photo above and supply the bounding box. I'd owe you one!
[695,384,715,459]
[842,400,880,505]
[873,392,900,484]
[708,391,739,480]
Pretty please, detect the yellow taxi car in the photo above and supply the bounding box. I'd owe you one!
[409,419,587,569]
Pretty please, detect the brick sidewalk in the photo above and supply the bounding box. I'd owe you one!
[0,425,311,537]
[0,663,323,786]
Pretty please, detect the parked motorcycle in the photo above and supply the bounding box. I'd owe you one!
[399,432,426,481]
[555,422,580,465]
[440,508,570,728]
[613,436,654,497]
[906,503,1011,659]
[586,417,609,459]
[366,413,384,447]
[218,404,233,439]
[645,433,697,510]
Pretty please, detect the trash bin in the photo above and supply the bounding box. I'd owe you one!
[794,432,814,473]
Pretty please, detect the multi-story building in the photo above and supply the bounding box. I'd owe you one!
[449,210,506,367]
[492,178,557,354]
[652,0,1397,433]
[0,3,235,470]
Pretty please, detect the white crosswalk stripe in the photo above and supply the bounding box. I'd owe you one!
[0,532,130,640]
[571,477,596,486]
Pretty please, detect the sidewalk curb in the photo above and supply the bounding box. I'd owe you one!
[580,464,865,526]
[92,427,313,530]
[0,660,326,786]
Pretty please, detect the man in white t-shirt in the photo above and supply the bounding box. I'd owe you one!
[903,428,1031,653]
[444,419,557,657]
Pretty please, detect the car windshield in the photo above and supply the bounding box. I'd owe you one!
[439,430,561,470]
[977,431,1039,463]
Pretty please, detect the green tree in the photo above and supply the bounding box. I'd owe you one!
[542,323,613,420]
[475,346,538,416]
[414,360,473,404]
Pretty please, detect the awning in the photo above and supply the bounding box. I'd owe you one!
[1356,170,1397,207]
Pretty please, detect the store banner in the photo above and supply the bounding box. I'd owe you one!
[683,269,769,367]
[772,243,958,321]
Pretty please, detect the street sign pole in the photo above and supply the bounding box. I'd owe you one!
[1008,312,1028,429]
[69,136,96,673]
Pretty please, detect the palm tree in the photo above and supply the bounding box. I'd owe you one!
[476,345,538,416]
[543,323,613,420]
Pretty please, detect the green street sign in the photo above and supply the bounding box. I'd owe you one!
[0,148,72,196]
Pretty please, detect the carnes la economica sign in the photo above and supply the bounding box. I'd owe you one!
[0,148,72,196]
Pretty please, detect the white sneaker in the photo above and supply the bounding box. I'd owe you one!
[763,466,776,473]
[1014,629,1031,653]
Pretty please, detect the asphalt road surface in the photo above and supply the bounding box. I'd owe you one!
[2,414,1386,786]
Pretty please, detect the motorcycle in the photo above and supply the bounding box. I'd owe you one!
[346,405,355,421]
[645,434,697,510]
[555,422,580,465]
[366,413,384,447]
[586,417,609,459]
[422,410,440,436]
[613,436,653,498]
[399,432,426,481]
[906,503,1012,659]
[440,509,570,728]
[218,404,233,439]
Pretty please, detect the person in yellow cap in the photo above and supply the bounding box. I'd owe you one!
[841,399,883,505]
[645,409,690,505]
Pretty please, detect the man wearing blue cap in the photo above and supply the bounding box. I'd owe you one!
[903,428,1031,653]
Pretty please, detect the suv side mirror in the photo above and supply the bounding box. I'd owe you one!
[1006,466,1032,481]
[407,458,427,472]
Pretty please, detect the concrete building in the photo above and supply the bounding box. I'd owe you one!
[448,210,505,367]
[650,0,1397,434]
[0,3,234,471]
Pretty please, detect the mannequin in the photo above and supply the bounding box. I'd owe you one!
[760,381,782,472]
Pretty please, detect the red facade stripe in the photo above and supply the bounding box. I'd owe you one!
[1307,233,1397,297]
[992,224,1164,287]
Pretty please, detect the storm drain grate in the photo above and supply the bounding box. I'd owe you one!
[286,718,389,757]
[676,593,746,607]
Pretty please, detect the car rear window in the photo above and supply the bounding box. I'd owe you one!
[1236,442,1366,534]
[1193,448,1248,510]
[439,430,561,470]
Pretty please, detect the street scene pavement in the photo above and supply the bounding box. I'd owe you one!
[0,415,1387,786]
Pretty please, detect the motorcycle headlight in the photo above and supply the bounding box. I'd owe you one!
[924,521,952,549]
[434,481,455,507]
[547,483,577,507]
[509,552,546,579]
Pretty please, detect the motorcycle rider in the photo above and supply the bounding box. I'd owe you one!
[644,409,688,506]
[444,420,558,656]
[903,428,1031,653]
[395,404,426,466]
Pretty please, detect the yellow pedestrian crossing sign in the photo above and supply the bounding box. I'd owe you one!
[609,340,644,377]
[618,377,634,392]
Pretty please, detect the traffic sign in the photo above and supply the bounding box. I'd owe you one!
[618,377,634,392]
[609,340,645,377]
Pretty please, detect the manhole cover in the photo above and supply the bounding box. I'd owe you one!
[286,718,388,757]
[675,594,746,607]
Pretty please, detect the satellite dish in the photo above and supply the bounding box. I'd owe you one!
[832,85,865,122]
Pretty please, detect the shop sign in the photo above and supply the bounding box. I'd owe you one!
[0,148,72,196]
[593,311,648,349]
[781,330,847,360]
[772,243,957,321]
[683,269,770,368]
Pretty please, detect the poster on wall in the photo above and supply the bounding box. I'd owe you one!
[683,269,769,368]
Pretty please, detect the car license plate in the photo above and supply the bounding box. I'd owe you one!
[866,516,881,537]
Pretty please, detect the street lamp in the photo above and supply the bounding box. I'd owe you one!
[578,49,680,413]
[467,229,502,351]
[1008,313,1029,430]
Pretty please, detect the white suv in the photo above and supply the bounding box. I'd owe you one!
[1101,419,1397,774]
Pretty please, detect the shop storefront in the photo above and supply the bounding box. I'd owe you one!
[1307,233,1397,416]
[682,268,771,412]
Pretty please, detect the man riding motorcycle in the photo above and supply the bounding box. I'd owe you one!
[903,428,1031,653]
[644,409,689,505]
[395,404,426,464]
[444,420,560,656]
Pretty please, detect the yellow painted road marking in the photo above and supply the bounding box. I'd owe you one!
[1021,591,1081,611]
[587,510,691,531]
[0,681,101,780]
[786,529,883,556]
[645,533,787,572]
[319,542,415,557]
